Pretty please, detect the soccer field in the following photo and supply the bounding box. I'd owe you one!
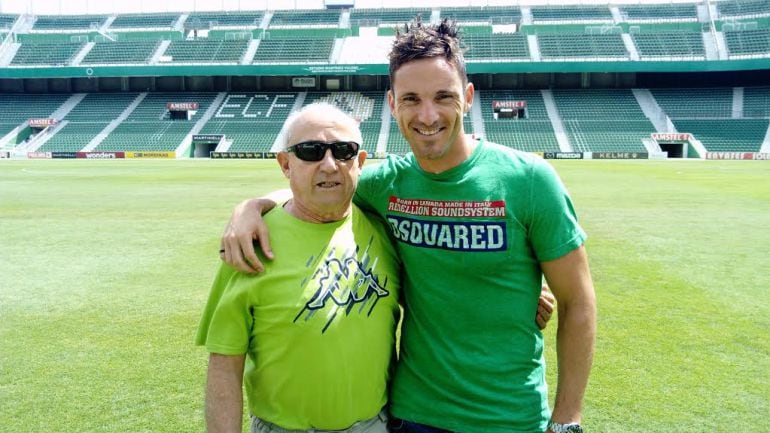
[1,159,768,432]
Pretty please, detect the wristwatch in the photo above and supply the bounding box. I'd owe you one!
[548,421,583,433]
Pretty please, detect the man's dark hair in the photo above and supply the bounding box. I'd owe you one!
[388,17,467,88]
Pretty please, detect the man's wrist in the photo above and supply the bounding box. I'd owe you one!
[548,421,583,433]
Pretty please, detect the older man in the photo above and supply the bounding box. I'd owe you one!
[197,103,400,433]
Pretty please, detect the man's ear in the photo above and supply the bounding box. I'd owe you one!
[464,82,474,111]
[356,150,367,168]
[387,90,396,115]
[276,152,291,179]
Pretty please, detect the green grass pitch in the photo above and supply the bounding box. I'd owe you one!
[1,159,768,432]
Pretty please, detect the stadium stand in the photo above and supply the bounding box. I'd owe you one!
[10,42,83,65]
[440,6,522,24]
[81,40,160,64]
[349,8,432,27]
[269,9,341,26]
[96,92,218,152]
[671,119,769,151]
[619,4,699,22]
[0,94,71,138]
[530,5,613,23]
[37,93,139,152]
[552,89,653,152]
[110,13,179,29]
[0,13,18,29]
[651,88,734,118]
[252,37,334,63]
[386,120,410,155]
[538,34,628,59]
[186,11,263,28]
[743,86,770,117]
[479,90,560,153]
[632,31,706,58]
[1,5,770,158]
[200,93,297,152]
[463,33,530,61]
[717,0,770,18]
[163,39,249,63]
[32,15,107,31]
[724,28,770,57]
[652,87,769,151]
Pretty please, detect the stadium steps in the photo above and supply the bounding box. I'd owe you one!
[70,41,94,65]
[761,128,770,153]
[0,43,20,66]
[733,87,743,118]
[241,39,259,64]
[621,33,640,61]
[541,90,571,151]
[702,31,720,60]
[527,34,540,61]
[632,88,669,132]
[376,95,390,157]
[150,40,171,64]
[83,93,146,151]
[470,91,486,140]
[176,92,227,157]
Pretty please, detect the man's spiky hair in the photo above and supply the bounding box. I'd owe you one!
[388,16,468,88]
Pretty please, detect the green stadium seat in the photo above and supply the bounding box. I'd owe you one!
[253,37,334,63]
[620,4,698,22]
[110,13,179,29]
[531,6,613,23]
[552,89,653,152]
[718,0,770,18]
[463,33,530,60]
[186,12,263,28]
[82,40,160,64]
[480,90,560,152]
[163,39,249,63]
[538,34,628,59]
[33,15,107,31]
[269,9,341,27]
[349,8,432,27]
[724,28,770,57]
[673,119,769,151]
[632,31,705,58]
[10,42,83,65]
[96,92,218,152]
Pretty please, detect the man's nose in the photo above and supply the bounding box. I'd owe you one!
[318,149,339,171]
[417,101,440,125]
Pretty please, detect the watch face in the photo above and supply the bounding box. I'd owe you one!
[565,425,583,433]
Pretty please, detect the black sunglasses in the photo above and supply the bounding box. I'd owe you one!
[286,140,360,162]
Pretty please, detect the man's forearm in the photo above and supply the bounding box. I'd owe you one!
[206,354,245,433]
[551,297,596,424]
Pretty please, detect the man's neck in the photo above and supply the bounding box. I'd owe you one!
[416,134,478,174]
[284,200,351,224]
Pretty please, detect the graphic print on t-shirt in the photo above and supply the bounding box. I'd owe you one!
[386,196,508,252]
[294,238,391,333]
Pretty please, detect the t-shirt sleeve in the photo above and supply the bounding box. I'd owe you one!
[195,263,253,355]
[353,163,381,214]
[527,159,587,262]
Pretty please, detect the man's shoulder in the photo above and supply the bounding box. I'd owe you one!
[362,153,412,179]
[481,139,543,165]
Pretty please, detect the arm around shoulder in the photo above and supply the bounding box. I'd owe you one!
[221,189,292,273]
